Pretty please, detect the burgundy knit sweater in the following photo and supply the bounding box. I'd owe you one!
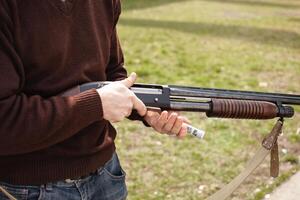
[0,0,127,184]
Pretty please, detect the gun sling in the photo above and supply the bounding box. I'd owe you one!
[207,119,283,200]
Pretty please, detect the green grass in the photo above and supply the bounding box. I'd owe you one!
[114,0,300,199]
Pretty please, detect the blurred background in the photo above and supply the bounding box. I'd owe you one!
[114,0,300,199]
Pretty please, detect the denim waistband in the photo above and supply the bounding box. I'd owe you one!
[59,153,117,185]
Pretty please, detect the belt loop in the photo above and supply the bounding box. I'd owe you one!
[45,183,53,191]
[65,179,77,183]
[96,167,103,175]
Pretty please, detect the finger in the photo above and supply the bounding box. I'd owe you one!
[147,107,161,113]
[162,112,178,133]
[155,111,169,133]
[170,111,191,124]
[144,110,160,124]
[170,116,184,135]
[119,72,137,88]
[181,116,192,124]
[177,124,188,139]
[131,94,147,116]
[110,116,122,123]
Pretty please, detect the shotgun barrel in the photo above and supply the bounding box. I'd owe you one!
[65,82,299,120]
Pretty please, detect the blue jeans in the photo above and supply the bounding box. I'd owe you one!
[0,153,127,200]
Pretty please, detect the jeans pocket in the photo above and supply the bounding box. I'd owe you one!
[102,153,126,180]
[90,154,127,200]
[103,166,126,180]
[0,184,28,200]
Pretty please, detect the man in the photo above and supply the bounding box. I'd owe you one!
[0,0,188,199]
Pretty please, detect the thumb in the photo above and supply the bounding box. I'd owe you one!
[119,72,137,88]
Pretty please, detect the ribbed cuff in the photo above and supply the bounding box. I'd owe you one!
[73,89,103,121]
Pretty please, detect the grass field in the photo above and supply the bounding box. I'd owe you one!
[114,0,300,199]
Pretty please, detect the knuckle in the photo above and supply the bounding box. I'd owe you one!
[123,110,129,117]
[118,84,127,92]
[173,123,181,130]
[127,109,132,116]
[118,116,124,121]
[128,92,135,99]
[159,116,166,123]
[161,127,167,133]
[157,121,164,128]
[154,127,160,132]
[163,126,171,133]
[173,127,181,135]
[155,127,163,133]
[123,101,131,109]
[150,119,157,126]
[176,118,183,125]
[127,94,134,102]
[126,100,132,106]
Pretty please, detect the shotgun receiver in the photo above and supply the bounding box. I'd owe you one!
[66,82,299,120]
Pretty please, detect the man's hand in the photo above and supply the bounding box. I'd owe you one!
[144,110,189,139]
[97,72,147,123]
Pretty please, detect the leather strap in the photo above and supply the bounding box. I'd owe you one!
[207,147,269,200]
[207,119,283,200]
[270,142,279,177]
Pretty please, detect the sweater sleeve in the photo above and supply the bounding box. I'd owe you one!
[105,0,127,81]
[0,19,103,156]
